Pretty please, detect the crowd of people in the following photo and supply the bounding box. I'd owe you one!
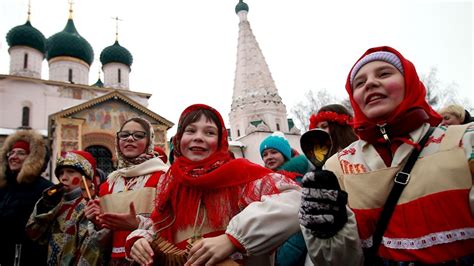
[0,45,472,266]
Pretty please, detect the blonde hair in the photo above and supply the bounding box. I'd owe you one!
[438,104,465,121]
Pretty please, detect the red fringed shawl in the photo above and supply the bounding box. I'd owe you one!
[150,104,275,242]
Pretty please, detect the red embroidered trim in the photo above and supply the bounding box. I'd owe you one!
[309,111,351,129]
[338,147,356,158]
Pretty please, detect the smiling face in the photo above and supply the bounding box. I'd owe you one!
[262,148,286,170]
[7,148,28,173]
[179,114,219,161]
[352,61,405,121]
[118,121,148,159]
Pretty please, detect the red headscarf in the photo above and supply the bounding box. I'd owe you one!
[345,46,441,144]
[151,104,273,240]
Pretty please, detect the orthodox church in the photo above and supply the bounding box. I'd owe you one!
[228,0,301,164]
[0,3,173,178]
[1,0,301,174]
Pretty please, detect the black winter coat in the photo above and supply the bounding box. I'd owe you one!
[0,175,52,266]
[0,130,53,266]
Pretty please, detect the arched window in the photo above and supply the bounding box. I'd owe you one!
[237,129,241,137]
[118,68,122,83]
[276,123,280,131]
[68,68,73,83]
[22,106,30,127]
[23,53,28,69]
[85,145,114,177]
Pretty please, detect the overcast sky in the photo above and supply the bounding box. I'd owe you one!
[0,0,472,135]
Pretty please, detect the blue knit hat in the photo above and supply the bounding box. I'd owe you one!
[260,131,291,160]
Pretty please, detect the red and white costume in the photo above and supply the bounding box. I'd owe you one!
[98,117,169,261]
[302,46,474,264]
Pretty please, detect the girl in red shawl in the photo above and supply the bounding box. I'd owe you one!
[126,104,301,265]
[299,46,474,265]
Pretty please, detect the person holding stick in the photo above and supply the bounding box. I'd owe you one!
[26,150,107,265]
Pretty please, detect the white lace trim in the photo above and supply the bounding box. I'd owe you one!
[361,227,474,250]
[112,247,125,254]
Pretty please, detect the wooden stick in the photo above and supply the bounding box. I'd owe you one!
[82,175,92,199]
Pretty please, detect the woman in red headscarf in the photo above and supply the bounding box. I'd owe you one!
[125,104,301,265]
[299,46,474,265]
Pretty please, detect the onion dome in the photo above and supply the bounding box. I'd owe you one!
[100,40,133,67]
[6,21,46,54]
[46,19,94,65]
[235,0,249,14]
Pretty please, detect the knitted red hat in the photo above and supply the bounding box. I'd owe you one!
[55,150,97,180]
[12,140,30,154]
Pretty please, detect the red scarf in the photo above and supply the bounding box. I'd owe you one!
[151,104,274,241]
[344,47,441,162]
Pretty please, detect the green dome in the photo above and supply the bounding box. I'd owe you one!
[235,0,249,14]
[100,40,133,67]
[6,21,46,54]
[46,19,94,65]
[92,77,104,87]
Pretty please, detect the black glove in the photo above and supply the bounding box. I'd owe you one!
[299,170,348,239]
[40,183,65,209]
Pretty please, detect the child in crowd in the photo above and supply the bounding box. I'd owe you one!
[126,104,301,265]
[26,150,105,265]
[260,131,311,181]
[307,104,358,157]
[299,46,474,264]
[84,117,169,265]
[439,103,474,126]
[260,132,311,266]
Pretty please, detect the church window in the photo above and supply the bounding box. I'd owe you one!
[23,53,28,69]
[68,69,73,83]
[22,106,30,127]
[118,69,122,83]
[237,129,241,137]
[276,123,280,131]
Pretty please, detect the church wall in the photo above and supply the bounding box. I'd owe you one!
[49,59,89,85]
[0,78,49,129]
[103,62,130,89]
[9,46,43,78]
[0,77,107,132]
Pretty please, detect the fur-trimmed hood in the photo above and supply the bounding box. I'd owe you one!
[0,130,48,187]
